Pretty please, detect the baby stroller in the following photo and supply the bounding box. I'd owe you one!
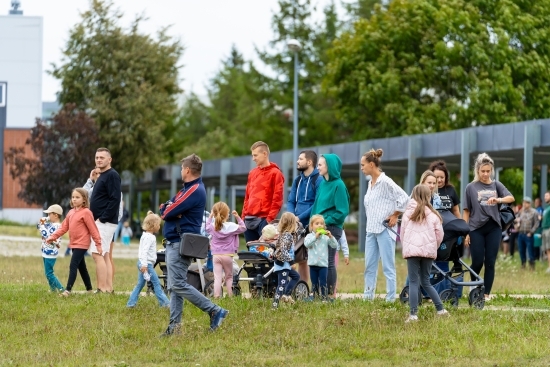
[146,245,216,297]
[396,210,487,309]
[232,222,310,300]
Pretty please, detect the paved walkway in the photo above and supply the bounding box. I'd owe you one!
[0,235,137,258]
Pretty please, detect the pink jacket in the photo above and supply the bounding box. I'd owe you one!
[401,199,444,259]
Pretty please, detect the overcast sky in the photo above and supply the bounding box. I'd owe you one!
[12,0,336,101]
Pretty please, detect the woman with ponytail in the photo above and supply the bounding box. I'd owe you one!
[205,202,246,297]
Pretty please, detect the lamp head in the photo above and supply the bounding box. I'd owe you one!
[287,39,302,52]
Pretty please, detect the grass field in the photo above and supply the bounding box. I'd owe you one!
[3,226,550,366]
[2,257,550,365]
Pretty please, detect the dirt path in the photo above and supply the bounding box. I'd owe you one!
[0,235,137,259]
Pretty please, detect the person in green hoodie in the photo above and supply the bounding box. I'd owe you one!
[310,153,350,297]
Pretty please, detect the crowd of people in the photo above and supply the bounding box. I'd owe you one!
[37,142,550,330]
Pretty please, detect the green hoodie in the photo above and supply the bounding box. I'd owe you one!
[310,154,350,228]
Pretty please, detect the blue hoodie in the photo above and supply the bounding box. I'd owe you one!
[287,168,323,228]
[160,177,206,242]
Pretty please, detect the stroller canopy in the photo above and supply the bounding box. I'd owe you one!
[439,209,470,243]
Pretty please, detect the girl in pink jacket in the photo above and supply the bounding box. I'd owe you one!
[401,185,448,322]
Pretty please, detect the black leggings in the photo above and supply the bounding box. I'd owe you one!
[66,248,93,291]
[469,219,501,295]
[326,226,342,295]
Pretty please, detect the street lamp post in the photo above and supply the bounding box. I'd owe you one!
[287,39,302,183]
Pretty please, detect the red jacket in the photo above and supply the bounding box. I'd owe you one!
[242,162,284,223]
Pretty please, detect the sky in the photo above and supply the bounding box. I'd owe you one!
[12,0,336,102]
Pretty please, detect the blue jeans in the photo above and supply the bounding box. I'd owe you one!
[364,229,396,302]
[310,266,328,298]
[165,242,219,326]
[43,257,64,292]
[518,233,535,265]
[127,262,170,307]
[272,268,300,308]
[407,257,444,315]
[244,218,267,242]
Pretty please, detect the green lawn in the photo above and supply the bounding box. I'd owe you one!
[2,250,550,366]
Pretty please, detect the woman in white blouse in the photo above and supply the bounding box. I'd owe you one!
[361,149,409,302]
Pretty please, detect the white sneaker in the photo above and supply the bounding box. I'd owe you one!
[405,315,418,323]
[437,309,450,317]
[545,267,550,274]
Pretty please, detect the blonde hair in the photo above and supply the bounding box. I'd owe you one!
[409,185,442,223]
[277,212,297,234]
[70,188,89,208]
[362,148,383,167]
[142,211,161,231]
[211,202,229,231]
[250,141,270,154]
[309,214,325,228]
[473,153,494,182]
[419,170,438,195]
[261,224,278,240]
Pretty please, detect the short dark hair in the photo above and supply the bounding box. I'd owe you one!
[181,154,202,175]
[96,147,112,156]
[300,150,318,167]
[428,160,450,187]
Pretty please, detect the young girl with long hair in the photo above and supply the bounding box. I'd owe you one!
[206,202,246,298]
[272,212,301,308]
[401,185,448,322]
[46,188,102,296]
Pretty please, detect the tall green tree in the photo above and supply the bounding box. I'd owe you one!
[178,46,274,159]
[343,0,384,21]
[256,0,347,149]
[326,0,550,140]
[50,0,183,174]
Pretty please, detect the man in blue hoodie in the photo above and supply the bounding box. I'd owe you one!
[159,154,228,336]
[287,150,323,282]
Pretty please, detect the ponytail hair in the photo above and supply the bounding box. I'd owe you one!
[409,185,442,223]
[211,202,230,231]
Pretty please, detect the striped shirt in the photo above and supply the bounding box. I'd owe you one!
[364,173,409,234]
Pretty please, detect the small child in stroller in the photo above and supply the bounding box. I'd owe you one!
[272,213,301,308]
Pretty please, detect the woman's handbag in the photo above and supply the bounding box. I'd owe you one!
[499,204,515,231]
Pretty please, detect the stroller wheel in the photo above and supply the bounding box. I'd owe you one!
[439,289,459,308]
[399,286,409,304]
[468,287,485,310]
[232,285,241,297]
[291,280,309,301]
[399,286,423,305]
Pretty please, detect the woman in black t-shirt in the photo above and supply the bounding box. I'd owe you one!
[428,160,461,219]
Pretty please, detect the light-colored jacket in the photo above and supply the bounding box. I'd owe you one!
[304,233,338,267]
[401,199,444,259]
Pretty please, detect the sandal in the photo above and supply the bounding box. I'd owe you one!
[59,290,71,297]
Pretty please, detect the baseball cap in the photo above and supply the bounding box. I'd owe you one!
[44,204,63,216]
[523,197,532,203]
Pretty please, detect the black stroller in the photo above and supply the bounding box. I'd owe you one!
[232,223,310,300]
[397,210,486,309]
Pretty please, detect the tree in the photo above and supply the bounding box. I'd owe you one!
[50,0,183,174]
[4,104,99,207]
[325,0,550,140]
[257,0,349,148]
[343,0,384,21]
